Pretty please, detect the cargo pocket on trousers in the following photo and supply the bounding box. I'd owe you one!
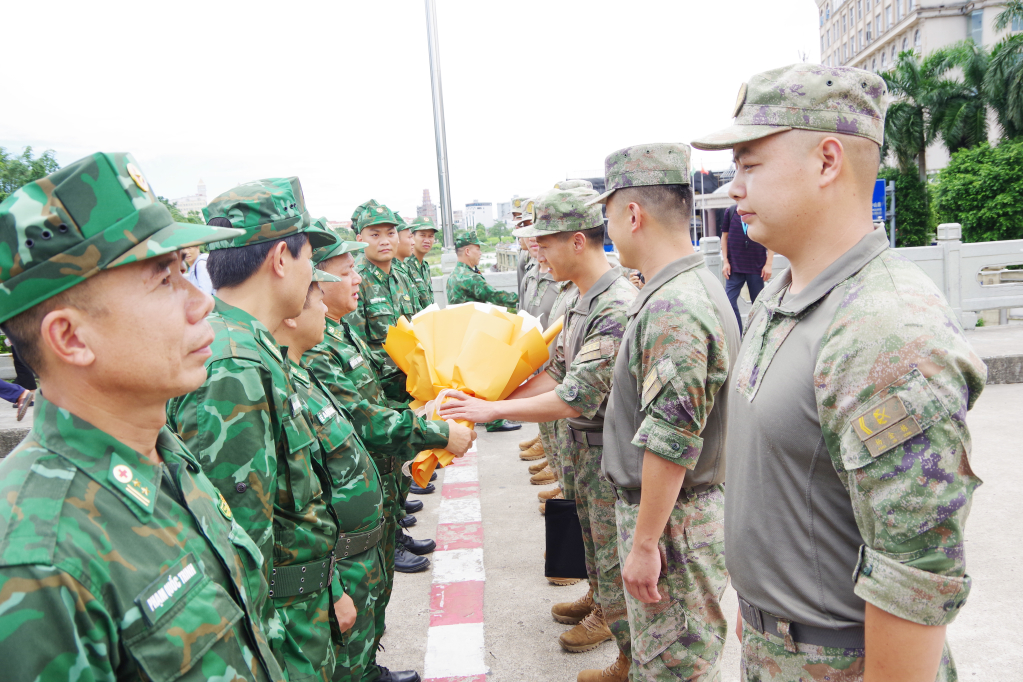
[633,601,688,666]
[596,536,621,574]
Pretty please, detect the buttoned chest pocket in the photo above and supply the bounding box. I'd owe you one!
[364,303,394,343]
[280,412,319,513]
[310,402,356,453]
[126,560,246,682]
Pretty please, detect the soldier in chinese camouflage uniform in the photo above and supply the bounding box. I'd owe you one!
[305,238,475,682]
[441,187,637,682]
[274,271,417,682]
[167,178,351,682]
[0,153,286,682]
[349,201,418,407]
[593,143,739,682]
[405,216,437,309]
[692,63,986,682]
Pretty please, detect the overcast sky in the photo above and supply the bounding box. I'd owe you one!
[3,0,820,222]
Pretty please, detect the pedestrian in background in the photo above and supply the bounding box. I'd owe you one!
[720,203,773,333]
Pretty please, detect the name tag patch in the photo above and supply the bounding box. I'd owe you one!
[370,297,387,304]
[852,396,909,440]
[288,393,303,418]
[137,553,202,625]
[576,340,602,362]
[864,416,923,457]
[349,355,365,370]
[317,405,339,425]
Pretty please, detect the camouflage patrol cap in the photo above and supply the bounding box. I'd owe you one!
[454,229,481,249]
[312,238,367,265]
[393,211,410,232]
[587,143,691,206]
[513,197,536,227]
[514,188,603,238]
[0,152,243,324]
[203,177,335,251]
[354,201,399,232]
[409,216,438,233]
[691,63,889,151]
[554,179,594,191]
[510,196,527,215]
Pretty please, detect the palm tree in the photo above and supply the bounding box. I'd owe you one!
[929,41,991,154]
[993,0,1023,32]
[986,2,1023,139]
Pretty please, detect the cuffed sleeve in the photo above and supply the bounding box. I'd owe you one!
[556,372,605,419]
[853,545,970,626]
[633,415,704,469]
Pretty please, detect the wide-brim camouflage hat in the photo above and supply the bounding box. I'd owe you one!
[691,63,889,151]
[514,187,603,238]
[409,216,438,233]
[203,177,335,251]
[313,239,368,264]
[0,152,243,324]
[587,143,691,206]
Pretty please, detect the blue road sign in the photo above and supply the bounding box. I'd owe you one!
[872,179,887,221]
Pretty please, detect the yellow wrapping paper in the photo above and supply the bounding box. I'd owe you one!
[383,303,565,487]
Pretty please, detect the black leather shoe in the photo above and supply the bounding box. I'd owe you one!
[397,529,436,555]
[410,482,435,495]
[430,472,437,482]
[377,666,421,682]
[405,499,424,514]
[399,514,417,528]
[486,421,522,432]
[394,545,430,573]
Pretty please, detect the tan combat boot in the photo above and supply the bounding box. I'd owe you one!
[519,434,540,450]
[559,603,612,652]
[577,650,629,682]
[552,588,595,625]
[528,458,549,474]
[519,440,545,461]
[538,487,563,501]
[539,490,565,516]
[530,465,557,485]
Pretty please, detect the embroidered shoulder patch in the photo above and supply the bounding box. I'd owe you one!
[576,340,602,362]
[851,395,909,440]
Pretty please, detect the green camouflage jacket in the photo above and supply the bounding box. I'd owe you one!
[403,255,435,310]
[446,261,518,308]
[290,361,383,537]
[0,394,284,682]
[303,317,450,470]
[348,255,419,402]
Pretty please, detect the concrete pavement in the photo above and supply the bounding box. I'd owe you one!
[381,383,1023,681]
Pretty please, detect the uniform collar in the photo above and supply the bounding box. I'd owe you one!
[627,252,704,316]
[573,266,623,314]
[455,261,480,275]
[213,297,285,365]
[772,227,889,316]
[356,254,393,283]
[31,392,198,523]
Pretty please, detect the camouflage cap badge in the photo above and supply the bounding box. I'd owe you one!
[691,63,890,151]
[203,177,335,251]
[514,188,603,238]
[587,143,691,206]
[454,229,481,249]
[0,152,243,324]
[513,197,536,227]
[354,201,399,233]
[409,216,438,233]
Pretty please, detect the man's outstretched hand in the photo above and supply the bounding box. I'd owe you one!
[439,391,498,424]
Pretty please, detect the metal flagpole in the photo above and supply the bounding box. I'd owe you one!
[424,0,454,248]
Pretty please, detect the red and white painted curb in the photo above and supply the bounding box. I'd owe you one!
[423,442,488,682]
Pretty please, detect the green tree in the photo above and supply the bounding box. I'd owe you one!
[881,50,949,183]
[0,146,60,201]
[934,138,1023,242]
[928,41,991,154]
[159,196,204,224]
[880,166,933,246]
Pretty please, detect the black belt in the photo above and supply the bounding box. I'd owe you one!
[371,455,395,475]
[334,522,384,559]
[568,426,603,447]
[270,555,334,600]
[611,483,716,506]
[738,595,865,649]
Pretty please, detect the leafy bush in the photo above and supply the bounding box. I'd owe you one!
[934,139,1023,242]
[0,146,60,202]
[880,166,933,246]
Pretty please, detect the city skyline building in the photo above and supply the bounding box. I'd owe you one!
[417,188,438,224]
[464,200,494,229]
[172,179,207,216]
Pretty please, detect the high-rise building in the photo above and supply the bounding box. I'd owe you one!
[464,200,494,229]
[172,179,207,217]
[815,0,1019,170]
[417,189,438,224]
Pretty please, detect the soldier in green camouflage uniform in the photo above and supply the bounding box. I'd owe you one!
[305,238,474,682]
[349,202,418,407]
[441,188,637,682]
[692,64,986,682]
[405,216,437,309]
[0,153,285,681]
[445,230,519,308]
[167,178,349,682]
[593,144,739,682]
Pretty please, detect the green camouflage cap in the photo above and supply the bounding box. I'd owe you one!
[351,199,378,223]
[454,229,481,248]
[313,237,368,264]
[554,179,593,191]
[587,143,691,206]
[691,63,890,151]
[393,211,410,232]
[203,177,335,251]
[514,188,603,238]
[409,216,438,233]
[354,201,399,232]
[0,152,243,324]
[311,268,342,282]
[311,215,357,242]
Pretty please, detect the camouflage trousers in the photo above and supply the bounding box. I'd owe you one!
[541,419,573,497]
[562,434,630,658]
[614,485,728,682]
[333,545,386,682]
[273,587,338,682]
[739,620,958,682]
[375,466,399,653]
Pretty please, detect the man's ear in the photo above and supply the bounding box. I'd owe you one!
[574,232,587,253]
[356,232,365,243]
[267,241,291,278]
[629,202,644,234]
[818,136,845,188]
[281,317,299,330]
[40,308,96,369]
